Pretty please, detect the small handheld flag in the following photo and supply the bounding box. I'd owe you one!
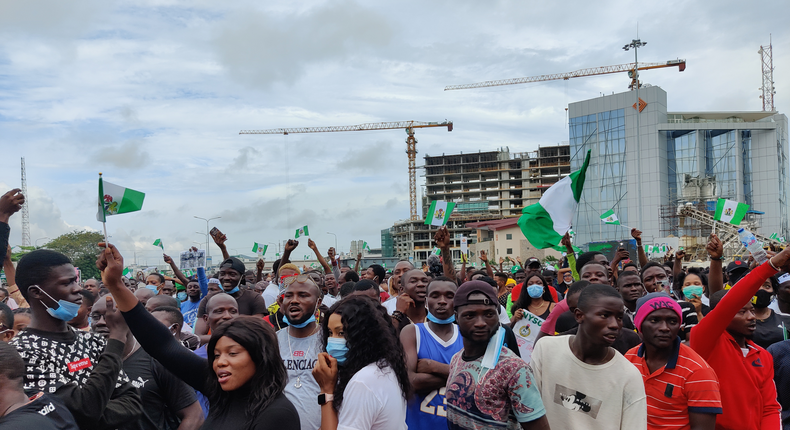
[600,209,621,225]
[252,242,267,256]
[713,198,749,225]
[153,239,164,251]
[425,200,455,227]
[97,176,145,222]
[363,241,371,252]
[295,225,310,238]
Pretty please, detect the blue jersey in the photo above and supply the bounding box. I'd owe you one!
[406,323,464,430]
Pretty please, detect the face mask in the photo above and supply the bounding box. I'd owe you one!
[326,337,348,364]
[527,285,544,299]
[146,284,158,293]
[283,312,316,329]
[177,292,187,301]
[426,312,456,324]
[753,289,773,308]
[37,288,81,322]
[682,285,703,300]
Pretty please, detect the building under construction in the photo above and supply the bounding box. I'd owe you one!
[384,145,570,262]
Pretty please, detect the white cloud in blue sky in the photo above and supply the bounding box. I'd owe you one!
[1,0,788,265]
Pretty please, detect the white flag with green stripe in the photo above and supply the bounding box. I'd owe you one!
[97,177,145,222]
[600,209,620,225]
[425,200,455,227]
[295,225,310,238]
[713,198,749,225]
[518,150,591,249]
[252,242,267,256]
[153,239,164,251]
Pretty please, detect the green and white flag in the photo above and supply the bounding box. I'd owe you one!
[295,225,310,238]
[600,209,621,225]
[771,233,779,240]
[518,150,591,249]
[153,239,164,251]
[363,241,371,251]
[252,242,267,256]
[425,200,456,227]
[432,247,441,256]
[713,198,749,225]
[97,176,145,222]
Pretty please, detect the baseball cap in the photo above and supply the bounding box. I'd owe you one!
[220,257,246,275]
[526,257,541,268]
[726,260,748,273]
[453,280,499,312]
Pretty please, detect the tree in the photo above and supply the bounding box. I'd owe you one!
[11,246,37,262]
[45,230,104,280]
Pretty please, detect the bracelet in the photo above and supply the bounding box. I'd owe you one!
[709,256,722,261]
[769,258,780,271]
[392,311,406,321]
[7,288,18,294]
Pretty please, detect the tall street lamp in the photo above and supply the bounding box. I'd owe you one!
[326,232,338,251]
[623,38,646,228]
[35,237,50,247]
[194,216,221,260]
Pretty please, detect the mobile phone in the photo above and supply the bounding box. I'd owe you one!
[209,227,221,238]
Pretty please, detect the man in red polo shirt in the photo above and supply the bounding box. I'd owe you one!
[690,248,790,430]
[626,292,722,429]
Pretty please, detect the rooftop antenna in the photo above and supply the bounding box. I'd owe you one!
[21,157,31,247]
[759,35,776,111]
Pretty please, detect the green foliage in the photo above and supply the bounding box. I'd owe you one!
[44,230,104,279]
[10,246,37,262]
[544,255,558,263]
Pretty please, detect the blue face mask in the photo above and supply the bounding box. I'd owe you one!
[426,312,456,324]
[326,337,348,364]
[177,291,187,302]
[283,313,316,329]
[146,284,158,293]
[37,288,81,322]
[527,284,544,299]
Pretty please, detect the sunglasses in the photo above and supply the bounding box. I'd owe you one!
[282,274,319,287]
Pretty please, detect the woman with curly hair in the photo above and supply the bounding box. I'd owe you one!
[312,296,410,430]
[98,243,299,430]
[509,272,555,324]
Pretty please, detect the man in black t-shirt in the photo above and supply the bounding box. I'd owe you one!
[91,299,204,430]
[0,339,78,429]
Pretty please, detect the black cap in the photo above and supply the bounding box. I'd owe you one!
[526,257,541,268]
[220,257,246,276]
[726,260,748,273]
[453,280,499,312]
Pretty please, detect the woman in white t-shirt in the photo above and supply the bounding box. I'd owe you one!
[312,296,410,430]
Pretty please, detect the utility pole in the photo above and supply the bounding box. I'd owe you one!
[20,158,31,247]
[624,38,646,230]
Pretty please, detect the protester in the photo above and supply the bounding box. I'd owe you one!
[444,280,549,430]
[0,302,13,342]
[392,269,430,333]
[90,298,204,430]
[510,272,556,321]
[494,272,510,306]
[625,292,722,429]
[277,274,324,430]
[531,284,647,429]
[9,249,142,429]
[312,296,410,430]
[383,261,416,315]
[98,243,300,429]
[768,333,790,428]
[689,248,790,430]
[0,342,79,429]
[10,308,29,337]
[771,272,790,316]
[616,270,644,330]
[67,289,95,331]
[753,275,790,348]
[83,278,100,298]
[641,261,670,294]
[181,272,208,330]
[134,287,155,306]
[400,277,463,429]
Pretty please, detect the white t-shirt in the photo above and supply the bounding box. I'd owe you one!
[322,294,338,308]
[531,335,647,430]
[499,304,511,325]
[262,284,279,308]
[337,363,407,430]
[277,328,322,430]
[382,297,398,315]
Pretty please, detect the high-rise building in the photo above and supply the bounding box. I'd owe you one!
[569,86,788,246]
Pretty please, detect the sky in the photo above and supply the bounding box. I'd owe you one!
[1,0,788,267]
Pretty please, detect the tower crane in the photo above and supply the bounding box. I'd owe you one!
[444,59,686,91]
[240,120,453,221]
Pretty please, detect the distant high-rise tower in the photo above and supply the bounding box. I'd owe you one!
[759,38,776,111]
[20,158,30,247]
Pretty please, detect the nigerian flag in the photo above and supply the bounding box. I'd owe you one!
[363,241,371,251]
[518,150,591,249]
[153,239,164,250]
[252,242,267,256]
[97,175,145,222]
[713,198,749,225]
[295,225,310,238]
[425,200,455,226]
[600,209,620,225]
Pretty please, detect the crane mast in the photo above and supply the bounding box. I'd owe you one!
[241,120,453,221]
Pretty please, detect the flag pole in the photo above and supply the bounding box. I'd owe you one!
[99,173,109,248]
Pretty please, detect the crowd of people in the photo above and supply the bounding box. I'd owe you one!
[1,187,790,429]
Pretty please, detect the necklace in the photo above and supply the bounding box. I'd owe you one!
[123,338,139,360]
[286,324,319,389]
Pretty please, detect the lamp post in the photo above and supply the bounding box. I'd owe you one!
[35,237,50,247]
[326,232,338,251]
[194,216,221,259]
[623,38,646,231]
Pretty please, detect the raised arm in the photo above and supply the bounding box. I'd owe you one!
[354,252,362,274]
[211,230,230,261]
[308,239,332,274]
[281,239,298,269]
[196,266,208,299]
[560,234,580,281]
[256,259,265,283]
[164,254,190,287]
[631,228,648,268]
[480,250,494,278]
[706,234,724,296]
[691,249,790,359]
[3,245,27,307]
[97,243,210,391]
[434,226,456,283]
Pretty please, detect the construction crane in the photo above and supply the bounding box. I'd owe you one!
[240,120,453,221]
[444,60,686,91]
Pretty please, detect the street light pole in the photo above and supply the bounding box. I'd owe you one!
[194,216,221,261]
[35,237,50,247]
[326,232,338,251]
[623,38,646,232]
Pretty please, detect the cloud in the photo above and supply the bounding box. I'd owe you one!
[226,146,261,172]
[92,139,150,170]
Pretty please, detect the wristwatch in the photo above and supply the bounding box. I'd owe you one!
[318,393,334,405]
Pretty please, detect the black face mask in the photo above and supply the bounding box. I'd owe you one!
[754,289,773,309]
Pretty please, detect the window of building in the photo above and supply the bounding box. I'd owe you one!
[506,248,513,255]
[506,234,513,240]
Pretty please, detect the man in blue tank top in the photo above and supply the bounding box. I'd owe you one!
[401,276,463,430]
